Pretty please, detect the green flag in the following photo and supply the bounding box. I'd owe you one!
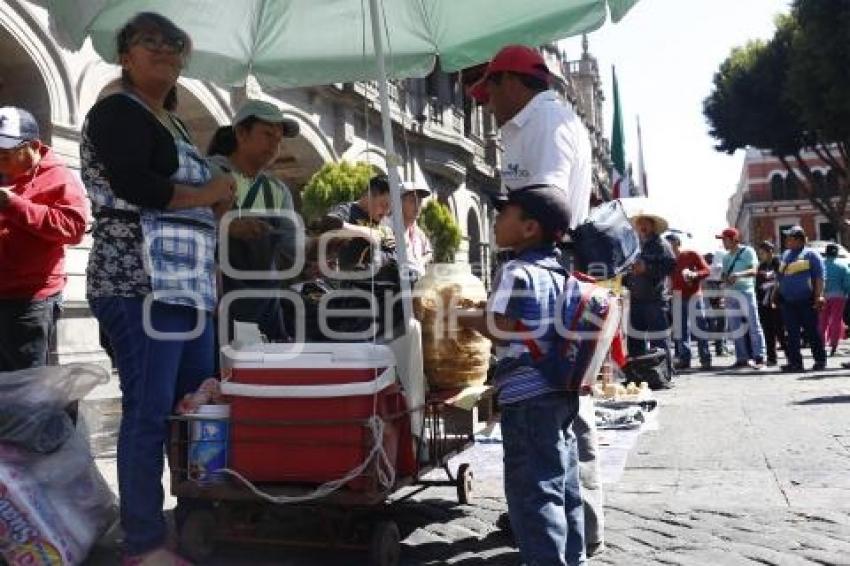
[611,66,629,198]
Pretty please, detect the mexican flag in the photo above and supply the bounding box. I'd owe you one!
[611,66,630,199]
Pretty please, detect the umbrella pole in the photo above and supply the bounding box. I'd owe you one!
[368,0,413,327]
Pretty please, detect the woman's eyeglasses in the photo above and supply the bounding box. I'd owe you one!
[133,34,187,55]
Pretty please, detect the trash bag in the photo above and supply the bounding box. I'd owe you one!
[0,364,116,565]
[622,348,672,390]
[0,404,74,453]
[0,363,107,407]
[0,434,117,565]
[571,199,640,279]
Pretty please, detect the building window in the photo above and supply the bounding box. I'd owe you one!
[784,174,799,200]
[827,169,839,197]
[770,173,784,200]
[813,170,826,198]
[820,221,837,242]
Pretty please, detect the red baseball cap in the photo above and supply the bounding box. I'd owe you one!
[715,228,740,240]
[467,45,551,103]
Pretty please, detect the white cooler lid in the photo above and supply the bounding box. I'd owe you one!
[221,342,397,369]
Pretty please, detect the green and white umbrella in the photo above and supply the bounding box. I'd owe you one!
[44,0,638,87]
[43,0,639,321]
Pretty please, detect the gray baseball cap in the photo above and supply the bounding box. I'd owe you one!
[233,100,299,138]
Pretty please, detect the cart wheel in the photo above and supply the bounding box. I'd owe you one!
[178,509,217,562]
[368,520,401,566]
[456,463,474,505]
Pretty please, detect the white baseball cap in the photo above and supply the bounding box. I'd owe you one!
[0,107,40,149]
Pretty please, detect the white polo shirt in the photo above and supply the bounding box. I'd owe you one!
[500,90,593,229]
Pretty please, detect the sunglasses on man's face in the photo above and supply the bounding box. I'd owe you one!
[132,34,187,55]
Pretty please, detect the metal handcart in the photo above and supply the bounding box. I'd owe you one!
[168,376,493,566]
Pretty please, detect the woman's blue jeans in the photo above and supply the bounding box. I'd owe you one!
[90,297,214,555]
[502,392,585,566]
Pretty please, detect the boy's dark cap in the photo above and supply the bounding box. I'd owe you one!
[758,240,775,251]
[493,185,571,238]
[368,174,390,192]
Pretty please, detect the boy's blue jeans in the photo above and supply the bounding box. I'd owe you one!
[90,297,214,555]
[502,391,585,566]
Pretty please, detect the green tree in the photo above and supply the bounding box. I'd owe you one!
[418,200,462,263]
[301,161,374,224]
[704,12,850,243]
[787,0,850,227]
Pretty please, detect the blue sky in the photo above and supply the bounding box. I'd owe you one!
[561,0,792,252]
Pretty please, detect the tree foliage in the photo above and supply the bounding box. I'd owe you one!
[704,19,807,158]
[418,200,462,263]
[301,161,374,223]
[788,0,850,146]
[704,1,850,243]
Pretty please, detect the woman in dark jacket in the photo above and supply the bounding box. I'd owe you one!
[81,13,234,565]
[756,241,786,366]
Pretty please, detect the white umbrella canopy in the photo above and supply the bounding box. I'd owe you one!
[43,0,639,87]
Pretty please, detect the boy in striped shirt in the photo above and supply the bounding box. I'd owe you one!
[458,185,584,565]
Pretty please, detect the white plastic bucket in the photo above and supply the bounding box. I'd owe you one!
[187,404,230,484]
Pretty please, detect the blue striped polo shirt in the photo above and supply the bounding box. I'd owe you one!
[488,247,565,405]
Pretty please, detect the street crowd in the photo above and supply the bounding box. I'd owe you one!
[1,10,848,566]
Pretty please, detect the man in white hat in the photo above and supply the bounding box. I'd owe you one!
[384,181,432,279]
[623,214,677,376]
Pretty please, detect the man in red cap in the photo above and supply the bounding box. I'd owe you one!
[718,227,766,369]
[468,45,592,231]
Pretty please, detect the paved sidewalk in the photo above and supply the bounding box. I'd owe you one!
[86,353,850,564]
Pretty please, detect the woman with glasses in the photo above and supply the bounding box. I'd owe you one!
[80,12,235,565]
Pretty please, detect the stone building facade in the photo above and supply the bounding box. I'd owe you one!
[2,0,611,366]
[727,148,843,247]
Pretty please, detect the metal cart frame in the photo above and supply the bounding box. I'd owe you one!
[168,386,493,566]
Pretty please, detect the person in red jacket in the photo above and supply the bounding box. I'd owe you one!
[665,233,712,370]
[0,106,87,371]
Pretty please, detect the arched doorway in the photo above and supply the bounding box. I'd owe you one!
[0,26,52,142]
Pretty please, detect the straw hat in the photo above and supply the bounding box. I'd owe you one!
[618,196,670,234]
[631,212,669,234]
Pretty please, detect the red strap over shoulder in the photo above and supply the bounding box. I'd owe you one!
[571,271,597,283]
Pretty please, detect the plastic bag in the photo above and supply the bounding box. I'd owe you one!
[0,364,116,564]
[0,432,117,565]
[0,404,74,453]
[0,363,108,407]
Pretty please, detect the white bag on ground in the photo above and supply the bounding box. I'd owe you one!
[0,364,117,565]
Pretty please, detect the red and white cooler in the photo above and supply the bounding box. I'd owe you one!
[220,343,416,492]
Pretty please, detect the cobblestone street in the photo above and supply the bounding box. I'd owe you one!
[87,353,850,565]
